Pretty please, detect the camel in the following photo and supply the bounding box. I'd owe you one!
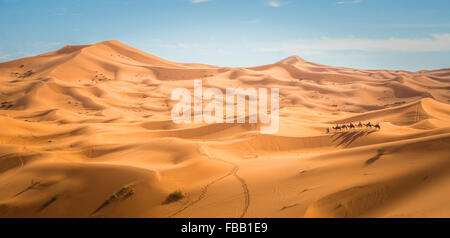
[332,125,341,131]
[365,122,372,128]
[341,124,348,130]
[349,123,355,129]
[374,123,381,130]
[357,122,363,128]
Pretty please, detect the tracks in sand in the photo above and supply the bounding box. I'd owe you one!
[167,145,250,218]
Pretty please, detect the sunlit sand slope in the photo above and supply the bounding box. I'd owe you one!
[0,40,449,217]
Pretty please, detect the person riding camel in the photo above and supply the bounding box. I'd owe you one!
[333,125,341,131]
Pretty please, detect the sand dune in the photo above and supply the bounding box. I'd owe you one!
[0,40,449,217]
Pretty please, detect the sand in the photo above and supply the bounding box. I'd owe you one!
[0,40,449,217]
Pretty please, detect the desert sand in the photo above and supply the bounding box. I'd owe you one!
[0,40,449,218]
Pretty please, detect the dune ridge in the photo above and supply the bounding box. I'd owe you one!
[0,40,449,217]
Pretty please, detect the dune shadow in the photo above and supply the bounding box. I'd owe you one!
[36,195,58,213]
[331,130,374,148]
[162,194,184,205]
[91,186,135,215]
[365,154,381,166]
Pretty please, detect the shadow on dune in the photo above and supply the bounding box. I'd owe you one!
[365,154,382,166]
[331,130,377,148]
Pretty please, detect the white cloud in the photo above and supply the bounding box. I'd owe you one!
[256,34,450,53]
[162,43,194,49]
[0,51,32,62]
[336,0,363,4]
[216,48,231,55]
[191,0,209,3]
[386,23,450,28]
[268,1,280,7]
[0,53,11,60]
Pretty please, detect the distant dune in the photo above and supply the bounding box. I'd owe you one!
[0,40,449,217]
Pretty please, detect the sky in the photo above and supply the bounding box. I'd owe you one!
[0,0,449,71]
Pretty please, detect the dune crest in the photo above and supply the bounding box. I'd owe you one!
[0,41,449,217]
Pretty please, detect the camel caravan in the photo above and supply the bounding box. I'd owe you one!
[326,122,380,134]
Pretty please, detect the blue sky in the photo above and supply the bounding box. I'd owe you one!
[0,0,449,71]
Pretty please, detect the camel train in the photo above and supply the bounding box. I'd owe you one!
[328,122,380,133]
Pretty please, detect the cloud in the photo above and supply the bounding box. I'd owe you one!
[386,23,450,29]
[256,34,450,54]
[0,51,32,62]
[191,0,209,3]
[216,48,231,55]
[336,0,363,4]
[268,1,280,7]
[0,53,11,60]
[162,43,192,49]
[155,42,201,49]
